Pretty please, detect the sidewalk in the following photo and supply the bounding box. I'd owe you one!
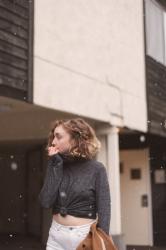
[1,236,166,250]
[0,235,45,250]
[127,246,166,250]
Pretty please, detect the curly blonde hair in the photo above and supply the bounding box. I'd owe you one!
[46,118,101,159]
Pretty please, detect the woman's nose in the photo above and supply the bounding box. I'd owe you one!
[52,138,57,146]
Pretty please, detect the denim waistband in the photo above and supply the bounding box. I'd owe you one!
[51,218,97,231]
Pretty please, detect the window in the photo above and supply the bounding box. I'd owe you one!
[145,0,166,65]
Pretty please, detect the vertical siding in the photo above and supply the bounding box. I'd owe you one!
[0,0,33,102]
[146,56,166,137]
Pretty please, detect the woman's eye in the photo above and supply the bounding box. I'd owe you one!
[53,133,62,140]
[57,135,62,140]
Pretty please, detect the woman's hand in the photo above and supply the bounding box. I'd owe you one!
[48,146,59,156]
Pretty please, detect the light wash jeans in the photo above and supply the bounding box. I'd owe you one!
[46,218,97,250]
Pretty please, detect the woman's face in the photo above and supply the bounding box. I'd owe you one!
[51,125,73,153]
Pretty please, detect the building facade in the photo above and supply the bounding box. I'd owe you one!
[120,0,166,248]
[1,0,165,249]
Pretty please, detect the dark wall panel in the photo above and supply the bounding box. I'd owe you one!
[0,0,33,102]
[146,56,166,137]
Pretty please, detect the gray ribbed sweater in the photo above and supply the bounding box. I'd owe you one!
[38,153,111,234]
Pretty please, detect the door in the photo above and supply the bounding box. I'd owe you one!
[150,146,166,246]
[120,149,153,246]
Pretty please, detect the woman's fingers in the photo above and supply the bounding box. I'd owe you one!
[48,146,59,156]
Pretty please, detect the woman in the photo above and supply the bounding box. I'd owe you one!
[38,118,111,250]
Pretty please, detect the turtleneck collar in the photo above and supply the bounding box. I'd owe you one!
[58,152,89,163]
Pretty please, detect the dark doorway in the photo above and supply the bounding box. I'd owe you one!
[0,143,43,248]
[26,148,42,237]
[0,151,27,234]
[150,145,166,247]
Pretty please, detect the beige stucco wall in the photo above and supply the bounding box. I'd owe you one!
[34,0,147,132]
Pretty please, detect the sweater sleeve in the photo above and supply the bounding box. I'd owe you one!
[38,153,63,208]
[95,163,111,234]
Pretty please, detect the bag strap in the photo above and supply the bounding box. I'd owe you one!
[96,232,106,250]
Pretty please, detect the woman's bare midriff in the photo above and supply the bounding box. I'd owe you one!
[53,213,95,226]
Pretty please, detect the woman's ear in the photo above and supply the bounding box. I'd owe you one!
[70,138,75,147]
[69,138,75,151]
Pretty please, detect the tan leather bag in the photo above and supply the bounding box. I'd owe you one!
[76,221,118,250]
